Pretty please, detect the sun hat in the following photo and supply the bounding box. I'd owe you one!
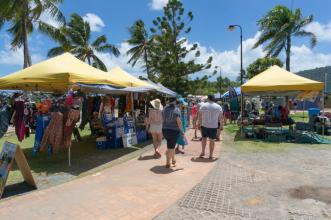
[150,99,163,110]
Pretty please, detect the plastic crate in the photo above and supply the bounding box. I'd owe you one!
[136,129,147,143]
[96,137,108,150]
[122,133,138,148]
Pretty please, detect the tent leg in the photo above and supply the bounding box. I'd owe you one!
[68,146,71,167]
[322,91,325,136]
[240,93,244,137]
[131,92,135,124]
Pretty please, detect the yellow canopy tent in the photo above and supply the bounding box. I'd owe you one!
[0,53,126,92]
[241,65,324,93]
[108,67,156,88]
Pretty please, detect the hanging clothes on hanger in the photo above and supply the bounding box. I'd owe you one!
[0,103,10,139]
[12,100,26,142]
[63,108,80,148]
[32,113,51,155]
[40,112,64,154]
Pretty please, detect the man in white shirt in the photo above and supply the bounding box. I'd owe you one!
[198,95,223,159]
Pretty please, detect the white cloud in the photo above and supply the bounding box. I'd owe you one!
[291,45,331,72]
[83,13,105,32]
[0,36,44,67]
[183,32,265,79]
[149,0,169,10]
[304,21,331,43]
[39,11,62,28]
[95,42,146,77]
[93,32,331,80]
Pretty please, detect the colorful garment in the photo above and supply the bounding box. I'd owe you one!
[14,101,26,142]
[40,112,64,154]
[33,114,51,155]
[176,110,188,146]
[63,109,80,148]
[0,105,10,138]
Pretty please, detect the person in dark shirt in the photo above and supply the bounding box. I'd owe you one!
[162,97,184,168]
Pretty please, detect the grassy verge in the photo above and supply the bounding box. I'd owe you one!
[223,123,331,153]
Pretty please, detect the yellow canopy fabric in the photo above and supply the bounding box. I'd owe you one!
[108,67,155,88]
[0,53,125,92]
[241,65,324,93]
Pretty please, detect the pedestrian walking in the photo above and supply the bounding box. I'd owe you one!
[176,98,188,154]
[162,97,184,168]
[145,99,163,158]
[198,95,222,159]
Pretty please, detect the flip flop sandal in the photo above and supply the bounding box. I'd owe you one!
[199,154,205,158]
[165,164,171,168]
[172,160,176,167]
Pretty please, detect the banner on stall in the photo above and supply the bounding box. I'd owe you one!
[0,142,36,198]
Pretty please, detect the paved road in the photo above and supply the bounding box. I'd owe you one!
[0,129,220,220]
[156,134,331,220]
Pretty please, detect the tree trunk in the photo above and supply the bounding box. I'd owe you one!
[285,35,291,71]
[22,17,32,68]
[144,48,151,80]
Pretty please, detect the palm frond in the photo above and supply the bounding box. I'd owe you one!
[91,54,108,71]
[94,44,120,57]
[92,35,107,47]
[294,30,317,48]
[47,46,65,57]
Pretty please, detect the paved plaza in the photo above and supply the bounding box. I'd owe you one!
[156,135,331,220]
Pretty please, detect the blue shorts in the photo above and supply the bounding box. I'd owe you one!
[201,126,217,140]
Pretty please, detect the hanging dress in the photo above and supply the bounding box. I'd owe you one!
[13,101,26,142]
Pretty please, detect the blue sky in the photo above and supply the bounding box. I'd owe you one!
[0,0,331,80]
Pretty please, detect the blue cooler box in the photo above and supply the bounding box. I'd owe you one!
[96,137,108,150]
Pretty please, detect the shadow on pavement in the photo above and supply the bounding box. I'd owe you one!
[191,157,218,163]
[138,155,157,161]
[150,165,184,174]
[289,186,331,204]
[2,182,37,199]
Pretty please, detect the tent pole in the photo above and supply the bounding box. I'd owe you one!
[302,100,305,121]
[322,73,326,136]
[68,146,71,166]
[67,88,72,167]
[131,92,135,124]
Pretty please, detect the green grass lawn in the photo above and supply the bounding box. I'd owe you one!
[0,129,151,195]
[223,115,331,153]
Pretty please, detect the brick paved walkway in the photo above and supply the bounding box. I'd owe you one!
[155,134,331,220]
[0,129,220,220]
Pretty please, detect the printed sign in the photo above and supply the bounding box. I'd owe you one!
[0,142,36,198]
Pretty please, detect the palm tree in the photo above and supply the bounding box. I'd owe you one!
[40,13,120,71]
[0,0,65,68]
[127,20,154,79]
[253,5,317,71]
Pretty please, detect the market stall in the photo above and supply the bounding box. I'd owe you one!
[0,53,128,91]
[240,65,327,142]
[0,53,150,166]
[0,54,178,167]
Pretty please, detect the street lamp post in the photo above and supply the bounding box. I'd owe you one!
[228,24,244,133]
[219,68,222,99]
